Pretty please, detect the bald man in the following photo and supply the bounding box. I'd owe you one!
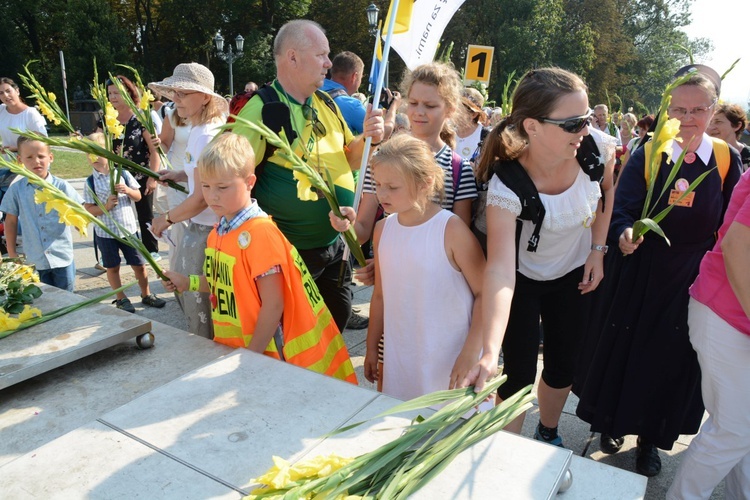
[233,20,384,331]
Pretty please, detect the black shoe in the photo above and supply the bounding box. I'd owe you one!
[600,433,625,454]
[113,297,136,313]
[346,312,369,330]
[635,438,661,477]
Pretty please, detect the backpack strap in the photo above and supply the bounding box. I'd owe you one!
[324,88,348,100]
[491,160,545,254]
[314,89,348,138]
[451,151,463,195]
[710,137,730,187]
[576,134,605,211]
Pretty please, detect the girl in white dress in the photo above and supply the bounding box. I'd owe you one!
[340,134,485,400]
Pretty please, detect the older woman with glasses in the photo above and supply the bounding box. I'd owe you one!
[149,63,227,339]
[576,65,743,477]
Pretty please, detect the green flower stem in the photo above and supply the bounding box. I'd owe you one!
[11,129,186,193]
[0,281,138,340]
[222,117,367,267]
[248,376,533,499]
[18,61,76,134]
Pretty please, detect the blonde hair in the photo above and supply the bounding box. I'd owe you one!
[371,134,444,213]
[400,62,463,149]
[87,132,106,148]
[16,136,50,154]
[198,133,256,179]
[195,96,226,126]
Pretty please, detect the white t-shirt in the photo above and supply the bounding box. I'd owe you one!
[184,121,222,226]
[455,124,483,160]
[0,105,47,160]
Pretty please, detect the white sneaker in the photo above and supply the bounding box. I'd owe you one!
[150,252,163,262]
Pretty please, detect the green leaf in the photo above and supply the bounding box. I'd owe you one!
[25,285,43,299]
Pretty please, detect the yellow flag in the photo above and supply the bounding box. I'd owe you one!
[383,0,413,35]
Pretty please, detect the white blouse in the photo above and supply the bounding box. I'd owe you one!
[487,167,602,281]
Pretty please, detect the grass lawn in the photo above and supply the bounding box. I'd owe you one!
[49,148,92,179]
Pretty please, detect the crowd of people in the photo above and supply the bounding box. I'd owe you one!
[2,17,750,497]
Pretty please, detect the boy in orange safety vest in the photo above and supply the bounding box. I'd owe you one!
[164,133,357,384]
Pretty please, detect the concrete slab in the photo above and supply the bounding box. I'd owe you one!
[98,350,380,491]
[0,421,240,499]
[0,285,151,390]
[0,322,232,467]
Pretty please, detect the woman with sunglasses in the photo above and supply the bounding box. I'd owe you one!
[148,63,228,339]
[576,65,742,477]
[464,67,615,447]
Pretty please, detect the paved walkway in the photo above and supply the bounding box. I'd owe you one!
[57,177,722,499]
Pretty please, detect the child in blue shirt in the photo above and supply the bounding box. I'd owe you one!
[1,137,82,291]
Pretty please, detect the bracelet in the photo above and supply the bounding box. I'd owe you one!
[371,140,382,147]
[165,211,174,225]
[188,275,200,292]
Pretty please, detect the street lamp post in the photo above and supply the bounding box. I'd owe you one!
[365,3,387,88]
[214,33,245,96]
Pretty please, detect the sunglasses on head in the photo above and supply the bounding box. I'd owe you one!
[538,110,593,134]
[302,104,327,138]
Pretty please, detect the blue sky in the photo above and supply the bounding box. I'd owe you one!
[683,0,749,106]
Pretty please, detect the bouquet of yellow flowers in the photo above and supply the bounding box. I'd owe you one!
[17,61,75,134]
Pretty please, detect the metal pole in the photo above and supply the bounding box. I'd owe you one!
[228,46,234,96]
[59,51,71,123]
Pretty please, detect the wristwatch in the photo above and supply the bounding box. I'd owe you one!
[165,211,175,226]
[591,244,608,255]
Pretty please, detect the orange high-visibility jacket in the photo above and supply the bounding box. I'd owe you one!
[205,216,357,384]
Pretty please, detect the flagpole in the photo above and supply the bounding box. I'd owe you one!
[342,0,401,265]
[368,26,381,94]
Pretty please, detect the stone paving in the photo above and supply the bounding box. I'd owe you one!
[55,177,723,498]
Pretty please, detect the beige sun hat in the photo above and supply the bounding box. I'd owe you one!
[148,62,228,114]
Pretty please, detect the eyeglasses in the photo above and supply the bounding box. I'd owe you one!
[538,110,593,134]
[667,101,716,120]
[173,90,199,99]
[302,104,327,138]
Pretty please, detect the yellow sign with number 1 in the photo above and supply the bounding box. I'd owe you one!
[464,45,495,85]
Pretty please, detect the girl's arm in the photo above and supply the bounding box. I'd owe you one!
[446,216,486,389]
[364,220,386,383]
[722,221,750,318]
[143,128,161,195]
[247,273,285,354]
[163,271,209,293]
[459,204,518,391]
[452,198,473,227]
[580,151,615,294]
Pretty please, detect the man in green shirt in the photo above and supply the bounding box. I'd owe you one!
[233,19,384,331]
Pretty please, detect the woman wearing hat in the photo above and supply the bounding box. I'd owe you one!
[149,63,227,339]
[575,65,743,476]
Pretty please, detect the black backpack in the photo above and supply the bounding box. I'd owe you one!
[228,84,345,170]
[491,134,605,257]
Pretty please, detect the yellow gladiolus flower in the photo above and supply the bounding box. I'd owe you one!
[37,102,56,123]
[0,311,22,333]
[253,456,292,489]
[139,90,155,111]
[293,170,319,201]
[48,92,57,102]
[104,103,124,137]
[33,190,69,216]
[289,454,354,480]
[18,305,42,322]
[59,208,91,236]
[653,117,681,165]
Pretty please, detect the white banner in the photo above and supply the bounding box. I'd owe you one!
[387,0,466,71]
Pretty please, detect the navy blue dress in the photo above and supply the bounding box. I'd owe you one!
[575,137,742,449]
